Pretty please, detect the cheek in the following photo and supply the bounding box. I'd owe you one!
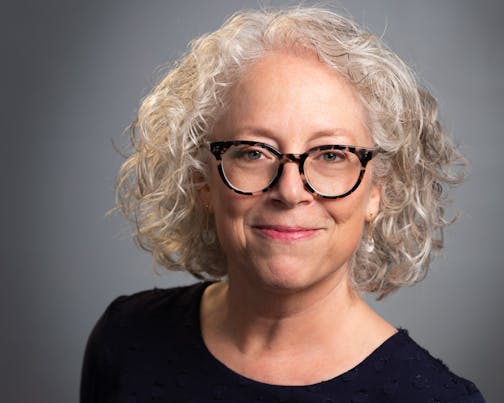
[324,190,370,247]
[327,192,368,223]
[208,180,254,248]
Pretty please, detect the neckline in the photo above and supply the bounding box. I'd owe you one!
[192,281,404,388]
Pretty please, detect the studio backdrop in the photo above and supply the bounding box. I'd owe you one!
[3,1,502,402]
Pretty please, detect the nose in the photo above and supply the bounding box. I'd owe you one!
[269,160,313,207]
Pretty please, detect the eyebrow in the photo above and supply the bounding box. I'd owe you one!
[230,126,274,138]
[228,126,357,143]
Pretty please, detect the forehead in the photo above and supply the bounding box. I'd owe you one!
[216,51,371,147]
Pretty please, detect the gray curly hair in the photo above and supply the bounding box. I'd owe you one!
[116,6,465,298]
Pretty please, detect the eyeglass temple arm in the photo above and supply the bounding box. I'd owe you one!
[352,147,374,167]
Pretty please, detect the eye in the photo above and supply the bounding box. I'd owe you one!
[244,149,263,160]
[228,146,268,162]
[318,150,347,162]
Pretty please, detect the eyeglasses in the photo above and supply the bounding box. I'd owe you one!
[209,140,375,199]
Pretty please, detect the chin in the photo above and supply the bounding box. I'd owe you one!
[261,275,309,294]
[255,259,341,295]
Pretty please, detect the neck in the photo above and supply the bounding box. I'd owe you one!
[205,269,364,356]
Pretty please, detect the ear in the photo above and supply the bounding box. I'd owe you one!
[193,169,212,211]
[199,183,212,210]
[366,182,381,220]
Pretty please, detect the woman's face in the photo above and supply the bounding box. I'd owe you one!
[203,51,380,293]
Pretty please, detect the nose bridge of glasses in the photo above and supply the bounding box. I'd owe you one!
[279,153,306,172]
[271,153,307,192]
[265,153,308,195]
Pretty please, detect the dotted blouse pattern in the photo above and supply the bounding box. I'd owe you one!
[80,283,485,403]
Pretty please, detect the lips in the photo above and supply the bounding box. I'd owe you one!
[252,225,320,241]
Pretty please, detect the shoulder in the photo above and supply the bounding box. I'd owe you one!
[373,329,485,402]
[80,283,210,402]
[107,282,207,316]
[84,282,209,355]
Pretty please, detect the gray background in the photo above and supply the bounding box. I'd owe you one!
[3,0,503,402]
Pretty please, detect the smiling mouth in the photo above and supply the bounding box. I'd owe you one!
[252,225,320,241]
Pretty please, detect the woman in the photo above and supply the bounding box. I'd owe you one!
[81,7,485,402]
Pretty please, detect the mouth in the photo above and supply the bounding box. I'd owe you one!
[252,225,321,241]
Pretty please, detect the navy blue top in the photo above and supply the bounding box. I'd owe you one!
[81,282,485,402]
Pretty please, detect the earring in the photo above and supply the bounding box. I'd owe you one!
[201,204,215,245]
[364,213,375,253]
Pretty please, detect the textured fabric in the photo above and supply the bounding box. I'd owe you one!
[81,282,485,402]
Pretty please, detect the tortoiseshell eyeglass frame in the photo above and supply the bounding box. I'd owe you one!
[208,140,376,199]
